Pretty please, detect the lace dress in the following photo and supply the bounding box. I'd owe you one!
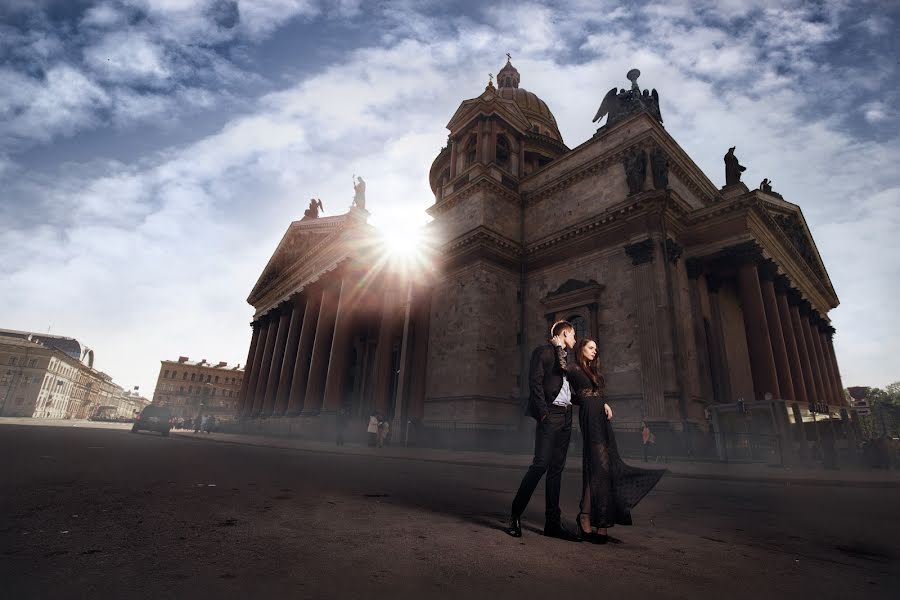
[561,354,666,528]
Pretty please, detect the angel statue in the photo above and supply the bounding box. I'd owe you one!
[593,69,662,128]
[303,198,324,220]
[352,175,366,210]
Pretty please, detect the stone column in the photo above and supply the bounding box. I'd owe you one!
[798,304,827,406]
[372,288,401,416]
[812,324,843,405]
[624,239,665,419]
[705,274,732,404]
[736,261,781,400]
[774,279,808,406]
[787,295,818,408]
[808,315,835,405]
[758,263,794,400]
[242,316,271,418]
[407,287,433,423]
[815,325,839,404]
[273,296,306,416]
[261,304,292,416]
[250,310,280,418]
[824,329,846,402]
[303,283,341,414]
[474,122,483,163]
[686,260,715,403]
[449,138,458,179]
[286,291,322,416]
[323,278,360,413]
[236,321,261,416]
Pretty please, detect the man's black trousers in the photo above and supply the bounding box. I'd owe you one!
[510,405,572,524]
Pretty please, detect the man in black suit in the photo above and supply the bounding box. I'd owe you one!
[506,320,580,541]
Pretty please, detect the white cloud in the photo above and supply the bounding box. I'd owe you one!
[1,0,897,393]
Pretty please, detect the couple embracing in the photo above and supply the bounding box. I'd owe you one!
[506,320,665,544]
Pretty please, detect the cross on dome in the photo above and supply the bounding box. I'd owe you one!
[497,54,520,89]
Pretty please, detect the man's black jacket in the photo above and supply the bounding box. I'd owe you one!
[526,343,570,421]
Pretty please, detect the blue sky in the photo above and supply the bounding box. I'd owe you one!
[1,0,898,396]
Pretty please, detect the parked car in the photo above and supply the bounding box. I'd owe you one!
[131,406,173,436]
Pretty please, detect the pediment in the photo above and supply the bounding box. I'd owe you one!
[760,199,831,288]
[541,278,604,313]
[248,216,346,304]
[446,88,532,135]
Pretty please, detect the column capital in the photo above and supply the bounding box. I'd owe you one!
[624,238,655,266]
[719,240,763,266]
[757,259,780,281]
[773,274,792,295]
[786,287,804,307]
[663,238,683,264]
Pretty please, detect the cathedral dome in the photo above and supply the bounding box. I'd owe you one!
[495,58,562,142]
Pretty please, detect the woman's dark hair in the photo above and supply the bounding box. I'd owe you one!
[575,338,605,388]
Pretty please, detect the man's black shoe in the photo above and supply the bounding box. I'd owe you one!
[543,521,581,542]
[505,515,522,538]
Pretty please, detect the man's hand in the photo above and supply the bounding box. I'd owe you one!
[550,335,564,348]
[604,403,613,421]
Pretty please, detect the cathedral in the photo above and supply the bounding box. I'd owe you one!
[234,59,855,459]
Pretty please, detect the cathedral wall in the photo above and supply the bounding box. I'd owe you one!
[669,170,709,210]
[432,187,520,244]
[523,163,629,244]
[523,245,646,426]
[424,260,520,425]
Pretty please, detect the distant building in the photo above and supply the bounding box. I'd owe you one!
[151,357,243,418]
[0,333,123,419]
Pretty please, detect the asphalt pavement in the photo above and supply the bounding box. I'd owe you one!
[1,422,897,599]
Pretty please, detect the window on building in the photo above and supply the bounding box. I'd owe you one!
[465,134,477,168]
[164,370,170,378]
[8,356,17,366]
[567,315,588,342]
[188,386,193,394]
[214,375,219,383]
[206,374,211,383]
[191,373,196,381]
[182,372,187,380]
[496,134,511,170]
[29,359,37,368]
[180,386,185,393]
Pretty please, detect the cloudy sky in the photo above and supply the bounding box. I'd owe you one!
[1,0,898,397]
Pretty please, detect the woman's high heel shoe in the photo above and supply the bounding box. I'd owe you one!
[577,514,602,544]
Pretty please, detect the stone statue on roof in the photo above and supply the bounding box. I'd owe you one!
[593,69,663,129]
[352,175,366,210]
[302,198,324,220]
[724,147,746,186]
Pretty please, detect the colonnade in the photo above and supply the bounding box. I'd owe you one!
[689,250,845,408]
[236,270,432,427]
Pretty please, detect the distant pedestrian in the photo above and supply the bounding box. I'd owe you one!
[367,413,378,447]
[381,420,391,447]
[642,421,652,462]
[201,414,210,433]
[193,414,202,433]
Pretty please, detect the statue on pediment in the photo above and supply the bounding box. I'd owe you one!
[352,175,366,210]
[593,69,663,129]
[724,147,746,186]
[303,198,324,220]
[760,178,773,193]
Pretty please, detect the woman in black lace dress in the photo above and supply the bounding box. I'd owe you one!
[555,337,666,543]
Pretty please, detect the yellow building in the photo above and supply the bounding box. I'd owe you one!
[152,357,243,418]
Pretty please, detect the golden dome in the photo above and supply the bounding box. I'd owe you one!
[496,59,562,142]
